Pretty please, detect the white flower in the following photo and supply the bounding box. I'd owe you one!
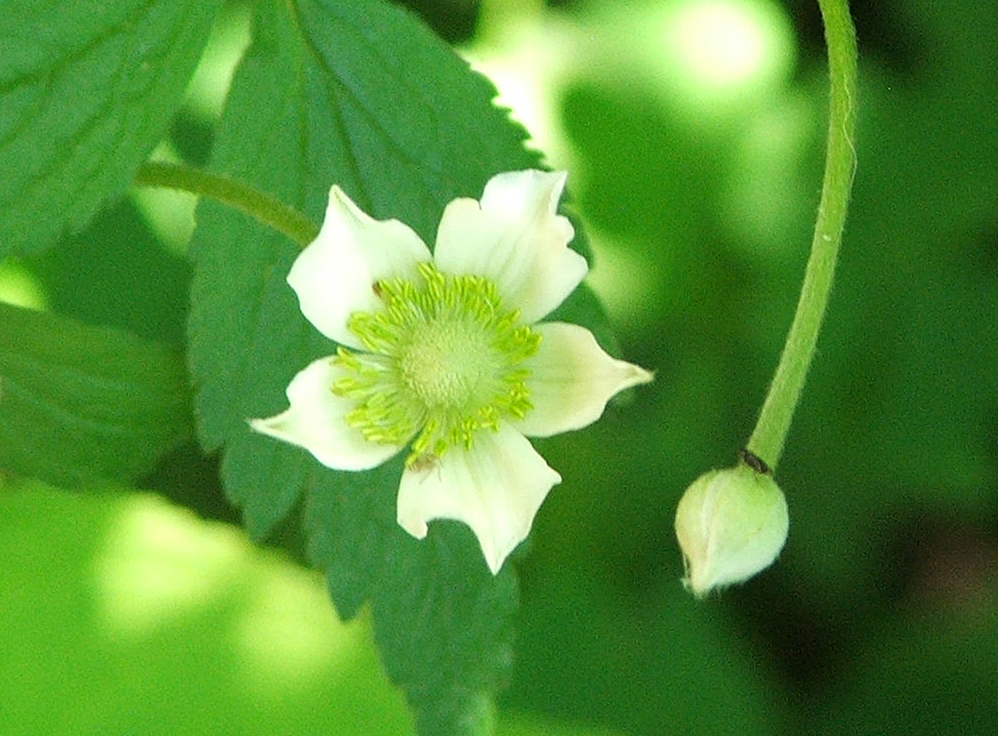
[250,170,653,574]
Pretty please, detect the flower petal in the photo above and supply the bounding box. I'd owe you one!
[510,322,654,438]
[433,170,587,324]
[288,186,432,349]
[248,356,405,470]
[396,423,561,574]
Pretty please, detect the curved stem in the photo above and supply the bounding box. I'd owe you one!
[745,0,857,470]
[133,161,318,248]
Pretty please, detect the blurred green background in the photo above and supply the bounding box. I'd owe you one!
[2,0,996,734]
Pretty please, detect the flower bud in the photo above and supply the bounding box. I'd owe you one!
[674,464,788,597]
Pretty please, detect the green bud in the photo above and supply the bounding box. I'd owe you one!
[674,464,788,598]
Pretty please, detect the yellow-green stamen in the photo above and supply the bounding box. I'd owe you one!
[332,263,540,465]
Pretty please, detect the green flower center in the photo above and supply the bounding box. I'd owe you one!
[331,262,540,466]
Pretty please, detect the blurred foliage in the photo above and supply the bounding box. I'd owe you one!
[0,482,413,736]
[2,0,996,734]
[490,0,998,734]
[0,482,625,736]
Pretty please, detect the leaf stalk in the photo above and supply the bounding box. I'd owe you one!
[134,161,318,248]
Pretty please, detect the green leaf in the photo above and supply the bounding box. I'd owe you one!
[0,0,222,257]
[306,464,519,735]
[0,302,192,485]
[26,200,191,345]
[187,0,614,733]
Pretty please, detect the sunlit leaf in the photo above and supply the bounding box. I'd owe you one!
[0,0,221,256]
[0,302,192,485]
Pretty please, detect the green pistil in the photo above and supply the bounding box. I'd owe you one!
[332,263,540,465]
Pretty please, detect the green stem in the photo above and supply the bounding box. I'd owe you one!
[133,161,318,248]
[745,0,857,471]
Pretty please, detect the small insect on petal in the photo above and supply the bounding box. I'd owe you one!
[407,451,439,473]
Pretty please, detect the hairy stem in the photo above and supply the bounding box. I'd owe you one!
[133,161,318,248]
[745,0,858,470]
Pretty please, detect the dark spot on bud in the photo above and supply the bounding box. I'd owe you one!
[739,448,771,475]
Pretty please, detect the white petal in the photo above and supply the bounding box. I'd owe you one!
[248,356,405,470]
[510,322,654,438]
[288,186,432,349]
[433,170,587,324]
[396,423,561,574]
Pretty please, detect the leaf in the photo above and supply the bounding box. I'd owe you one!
[26,199,191,345]
[0,301,192,486]
[0,0,222,257]
[305,463,519,734]
[187,0,615,732]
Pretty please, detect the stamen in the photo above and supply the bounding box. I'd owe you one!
[332,263,539,463]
